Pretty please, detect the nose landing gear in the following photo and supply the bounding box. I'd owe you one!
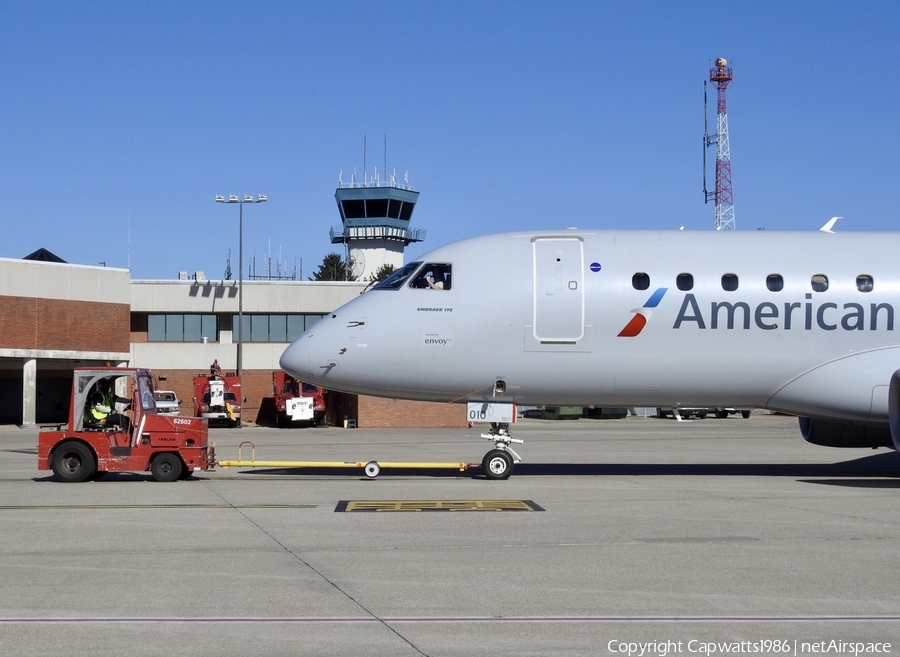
[480,423,523,480]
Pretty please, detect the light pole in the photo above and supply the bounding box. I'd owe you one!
[215,193,267,378]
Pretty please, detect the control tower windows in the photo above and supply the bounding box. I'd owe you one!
[341,200,365,219]
[366,198,388,217]
[340,198,414,221]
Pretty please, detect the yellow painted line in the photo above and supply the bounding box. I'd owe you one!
[0,504,316,510]
[335,500,544,512]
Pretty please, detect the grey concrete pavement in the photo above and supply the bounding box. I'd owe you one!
[1,414,899,656]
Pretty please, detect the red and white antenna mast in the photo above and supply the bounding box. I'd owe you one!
[704,57,735,230]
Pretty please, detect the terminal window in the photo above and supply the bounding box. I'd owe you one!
[232,314,326,342]
[148,314,218,342]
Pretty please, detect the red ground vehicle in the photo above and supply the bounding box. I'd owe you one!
[38,368,212,482]
[193,360,242,428]
[273,371,326,427]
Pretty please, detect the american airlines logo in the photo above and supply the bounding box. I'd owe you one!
[619,289,896,336]
[618,288,667,337]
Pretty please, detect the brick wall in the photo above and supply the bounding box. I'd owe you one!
[147,368,297,425]
[145,368,466,428]
[0,295,130,353]
[357,395,466,428]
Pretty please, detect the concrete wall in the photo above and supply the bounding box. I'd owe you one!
[130,279,367,313]
[0,257,130,303]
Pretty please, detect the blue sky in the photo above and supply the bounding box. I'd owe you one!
[2,1,899,279]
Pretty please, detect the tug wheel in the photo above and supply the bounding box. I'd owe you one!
[150,453,184,482]
[51,441,96,483]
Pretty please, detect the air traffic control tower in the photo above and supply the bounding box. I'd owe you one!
[330,171,425,280]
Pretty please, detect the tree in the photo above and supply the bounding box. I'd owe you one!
[369,263,395,282]
[310,253,355,281]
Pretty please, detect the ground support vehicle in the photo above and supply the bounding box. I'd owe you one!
[38,368,213,483]
[193,360,242,428]
[541,406,583,420]
[657,407,708,420]
[272,371,326,427]
[711,407,753,419]
[582,406,629,419]
[152,390,181,415]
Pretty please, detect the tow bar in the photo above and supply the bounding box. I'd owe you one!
[214,441,476,479]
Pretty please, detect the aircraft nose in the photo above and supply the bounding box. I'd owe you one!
[280,333,312,380]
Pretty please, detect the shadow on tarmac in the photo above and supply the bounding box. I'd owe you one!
[231,451,900,482]
[29,452,900,484]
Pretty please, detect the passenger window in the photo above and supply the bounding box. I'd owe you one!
[811,274,828,292]
[632,273,650,291]
[410,263,452,290]
[857,275,873,293]
[721,274,738,292]
[676,273,693,291]
[766,274,784,292]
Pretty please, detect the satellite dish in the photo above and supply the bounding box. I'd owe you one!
[348,250,365,279]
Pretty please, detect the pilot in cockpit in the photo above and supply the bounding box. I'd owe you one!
[419,264,451,290]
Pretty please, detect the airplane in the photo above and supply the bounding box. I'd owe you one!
[280,228,900,479]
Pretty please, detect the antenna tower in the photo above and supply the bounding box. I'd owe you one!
[704,58,735,230]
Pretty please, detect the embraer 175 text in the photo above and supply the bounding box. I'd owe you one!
[280,229,900,479]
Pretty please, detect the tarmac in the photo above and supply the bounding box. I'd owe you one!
[1,413,900,656]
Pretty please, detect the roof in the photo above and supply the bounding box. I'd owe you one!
[23,247,66,263]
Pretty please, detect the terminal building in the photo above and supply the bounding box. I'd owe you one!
[2,259,464,429]
[2,176,465,429]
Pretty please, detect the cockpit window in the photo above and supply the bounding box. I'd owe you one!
[372,262,422,290]
[410,263,452,290]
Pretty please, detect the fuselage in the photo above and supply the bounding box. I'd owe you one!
[280,229,900,428]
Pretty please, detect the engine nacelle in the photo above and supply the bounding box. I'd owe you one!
[889,369,900,452]
[799,417,893,449]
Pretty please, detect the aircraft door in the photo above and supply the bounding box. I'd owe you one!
[532,237,585,342]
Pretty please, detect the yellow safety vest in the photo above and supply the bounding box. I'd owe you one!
[89,405,109,423]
